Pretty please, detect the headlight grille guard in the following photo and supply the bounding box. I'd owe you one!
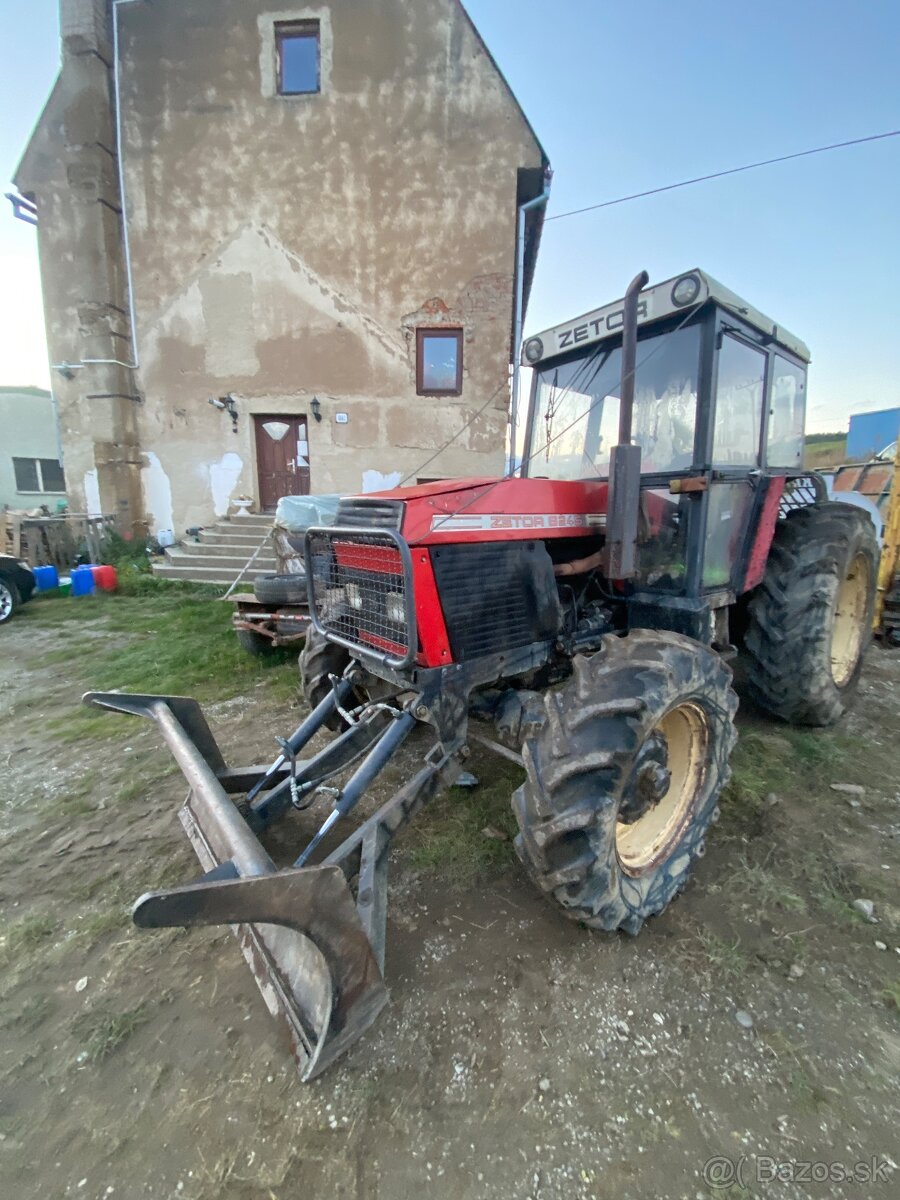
[304,526,418,671]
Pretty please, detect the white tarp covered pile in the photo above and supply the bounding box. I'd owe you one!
[271,494,342,574]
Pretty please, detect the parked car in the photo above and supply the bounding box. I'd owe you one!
[0,556,36,624]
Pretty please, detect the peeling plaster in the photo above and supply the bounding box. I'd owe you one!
[142,451,174,535]
[209,451,244,516]
[83,469,102,518]
[362,468,402,493]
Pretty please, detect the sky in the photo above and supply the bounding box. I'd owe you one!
[1,0,898,432]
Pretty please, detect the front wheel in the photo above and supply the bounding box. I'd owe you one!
[298,625,359,731]
[512,630,737,934]
[0,577,21,625]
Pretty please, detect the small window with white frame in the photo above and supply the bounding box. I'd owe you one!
[13,456,66,493]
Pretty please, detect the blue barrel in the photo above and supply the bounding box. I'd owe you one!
[33,565,60,591]
[70,565,96,596]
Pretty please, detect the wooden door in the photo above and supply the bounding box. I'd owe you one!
[254,415,311,510]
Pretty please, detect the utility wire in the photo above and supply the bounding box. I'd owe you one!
[397,378,508,487]
[398,128,900,511]
[545,129,900,223]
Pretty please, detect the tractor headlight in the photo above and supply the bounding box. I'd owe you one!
[671,273,701,308]
[523,337,544,364]
[385,590,405,625]
[345,582,363,610]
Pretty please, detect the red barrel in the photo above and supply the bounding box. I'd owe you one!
[91,564,118,592]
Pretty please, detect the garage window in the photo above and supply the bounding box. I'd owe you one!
[416,329,463,396]
[276,21,320,94]
[13,457,66,493]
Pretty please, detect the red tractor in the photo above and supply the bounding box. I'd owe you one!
[88,270,878,1079]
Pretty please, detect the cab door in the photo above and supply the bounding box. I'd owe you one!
[701,332,768,590]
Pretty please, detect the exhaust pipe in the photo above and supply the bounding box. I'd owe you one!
[604,269,649,580]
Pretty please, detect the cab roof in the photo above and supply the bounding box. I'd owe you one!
[524,269,810,367]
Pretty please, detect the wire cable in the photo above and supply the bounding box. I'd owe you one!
[393,128,899,498]
[396,379,509,487]
[545,129,900,223]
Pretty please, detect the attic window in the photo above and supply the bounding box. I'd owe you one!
[276,21,320,95]
[417,329,463,396]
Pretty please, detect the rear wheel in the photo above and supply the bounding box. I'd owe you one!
[742,502,878,726]
[512,630,737,934]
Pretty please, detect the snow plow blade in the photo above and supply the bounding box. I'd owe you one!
[133,866,387,1081]
[82,691,389,1081]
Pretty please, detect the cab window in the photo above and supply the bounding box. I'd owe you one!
[713,335,766,466]
[767,356,806,468]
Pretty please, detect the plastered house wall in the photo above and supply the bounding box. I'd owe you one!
[17,0,547,534]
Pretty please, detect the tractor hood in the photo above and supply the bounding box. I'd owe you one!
[358,476,610,545]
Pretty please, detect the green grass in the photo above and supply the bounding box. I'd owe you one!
[43,778,96,816]
[732,854,806,921]
[74,1004,149,1062]
[780,727,851,771]
[0,914,57,966]
[116,773,153,805]
[405,765,522,885]
[697,930,750,978]
[804,435,846,470]
[0,993,54,1032]
[21,583,298,738]
[719,733,773,838]
[77,906,130,943]
[881,978,900,1013]
[720,725,853,842]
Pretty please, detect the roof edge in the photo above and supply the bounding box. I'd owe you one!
[455,0,549,167]
[14,73,63,195]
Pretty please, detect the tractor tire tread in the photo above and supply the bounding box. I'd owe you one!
[513,631,737,934]
[742,502,878,726]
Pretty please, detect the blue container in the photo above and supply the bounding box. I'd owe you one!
[70,565,96,596]
[847,407,900,461]
[33,565,60,592]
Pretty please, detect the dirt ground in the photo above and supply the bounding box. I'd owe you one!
[1,594,898,1200]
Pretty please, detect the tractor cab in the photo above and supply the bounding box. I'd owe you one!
[521,270,813,616]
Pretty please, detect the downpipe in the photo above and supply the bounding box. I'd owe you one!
[510,178,552,472]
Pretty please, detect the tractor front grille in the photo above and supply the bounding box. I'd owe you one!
[430,541,561,662]
[305,528,415,667]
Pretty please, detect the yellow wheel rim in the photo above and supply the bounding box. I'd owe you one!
[830,553,868,687]
[616,702,709,876]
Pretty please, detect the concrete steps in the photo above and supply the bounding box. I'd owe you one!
[158,547,277,573]
[151,513,278,585]
[198,529,272,546]
[152,562,270,585]
[181,540,278,562]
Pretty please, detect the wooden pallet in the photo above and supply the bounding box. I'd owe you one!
[1,512,116,570]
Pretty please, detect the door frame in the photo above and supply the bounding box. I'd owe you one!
[253,413,311,511]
